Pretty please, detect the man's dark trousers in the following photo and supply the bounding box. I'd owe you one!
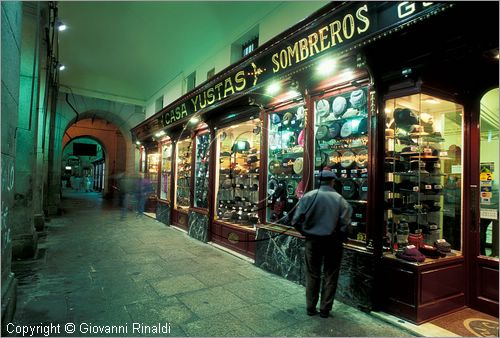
[304,235,343,314]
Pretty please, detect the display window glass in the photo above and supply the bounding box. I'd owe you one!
[146,152,159,197]
[479,88,499,259]
[160,143,172,201]
[313,87,369,245]
[215,119,261,227]
[194,133,210,208]
[140,147,146,172]
[384,93,463,259]
[175,139,192,209]
[266,105,306,225]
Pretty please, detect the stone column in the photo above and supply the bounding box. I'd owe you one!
[1,0,21,330]
[11,2,47,259]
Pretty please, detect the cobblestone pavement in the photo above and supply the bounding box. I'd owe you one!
[8,191,415,337]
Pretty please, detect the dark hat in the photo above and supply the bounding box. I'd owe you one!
[394,108,419,130]
[341,179,358,199]
[316,170,337,181]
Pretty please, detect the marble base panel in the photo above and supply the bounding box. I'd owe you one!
[156,203,171,226]
[255,228,305,285]
[254,228,375,312]
[336,249,375,312]
[188,211,209,243]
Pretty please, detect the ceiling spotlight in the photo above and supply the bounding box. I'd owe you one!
[189,116,200,124]
[154,130,166,137]
[58,64,66,71]
[135,141,141,145]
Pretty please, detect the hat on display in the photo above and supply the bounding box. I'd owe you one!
[287,181,298,196]
[296,106,305,120]
[328,151,342,168]
[356,149,368,168]
[343,107,360,118]
[316,170,337,181]
[359,179,369,200]
[434,240,455,256]
[271,113,281,125]
[269,159,282,175]
[396,245,426,262]
[315,152,328,169]
[316,125,330,140]
[282,112,295,126]
[349,89,366,108]
[340,121,354,138]
[293,157,304,174]
[341,179,358,199]
[331,96,348,117]
[315,99,330,117]
[394,108,419,130]
[358,117,368,135]
[419,244,444,258]
[295,180,305,198]
[297,129,305,147]
[340,150,356,168]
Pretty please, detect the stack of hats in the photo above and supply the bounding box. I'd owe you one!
[396,245,426,262]
[434,239,455,256]
[419,244,444,258]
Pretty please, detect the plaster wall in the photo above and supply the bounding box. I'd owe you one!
[144,1,328,118]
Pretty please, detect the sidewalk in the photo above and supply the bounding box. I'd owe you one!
[9,191,416,337]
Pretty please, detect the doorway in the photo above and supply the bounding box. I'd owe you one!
[469,87,499,316]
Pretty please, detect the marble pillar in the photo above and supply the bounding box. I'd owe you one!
[188,211,209,243]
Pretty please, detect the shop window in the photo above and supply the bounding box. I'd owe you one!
[140,147,146,173]
[160,143,172,201]
[242,36,258,57]
[384,93,464,257]
[186,72,196,92]
[175,139,192,209]
[146,152,159,197]
[215,119,261,227]
[155,96,164,112]
[267,105,306,225]
[479,88,499,258]
[194,133,210,208]
[313,87,369,245]
[207,68,215,80]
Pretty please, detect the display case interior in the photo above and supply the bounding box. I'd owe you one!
[146,153,159,197]
[175,138,192,209]
[194,133,210,208]
[216,119,261,228]
[384,93,463,261]
[266,104,306,225]
[160,143,172,201]
[313,87,369,245]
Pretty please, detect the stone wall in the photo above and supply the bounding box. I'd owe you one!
[1,0,22,329]
[156,202,171,226]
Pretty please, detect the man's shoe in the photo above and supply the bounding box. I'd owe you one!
[319,311,330,318]
[307,308,318,316]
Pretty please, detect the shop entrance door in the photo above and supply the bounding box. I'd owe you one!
[469,88,499,317]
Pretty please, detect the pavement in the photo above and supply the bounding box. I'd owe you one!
[7,190,417,337]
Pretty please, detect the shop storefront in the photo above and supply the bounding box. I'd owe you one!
[131,1,499,323]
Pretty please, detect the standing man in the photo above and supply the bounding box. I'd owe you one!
[292,170,352,318]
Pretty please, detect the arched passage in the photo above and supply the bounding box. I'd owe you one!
[62,117,128,197]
